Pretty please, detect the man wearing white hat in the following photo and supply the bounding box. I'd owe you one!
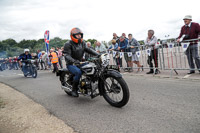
[177,15,200,74]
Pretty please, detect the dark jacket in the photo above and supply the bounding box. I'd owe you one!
[118,39,128,52]
[18,53,32,61]
[63,40,99,65]
[84,46,95,60]
[127,38,140,54]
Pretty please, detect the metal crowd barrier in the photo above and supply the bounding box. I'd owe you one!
[108,39,200,75]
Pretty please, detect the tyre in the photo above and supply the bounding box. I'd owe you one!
[102,76,130,108]
[32,68,37,78]
[64,90,72,96]
[24,73,27,77]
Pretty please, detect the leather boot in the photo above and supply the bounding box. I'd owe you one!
[155,69,159,74]
[146,70,154,74]
[71,81,79,97]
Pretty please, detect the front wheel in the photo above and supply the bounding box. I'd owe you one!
[24,74,27,77]
[102,76,130,108]
[32,68,37,78]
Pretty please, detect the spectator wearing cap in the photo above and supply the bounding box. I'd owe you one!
[128,34,143,72]
[118,36,128,68]
[144,29,159,74]
[118,36,128,52]
[177,15,200,74]
[95,41,107,54]
[109,39,120,66]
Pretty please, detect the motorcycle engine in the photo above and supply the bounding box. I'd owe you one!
[80,78,91,94]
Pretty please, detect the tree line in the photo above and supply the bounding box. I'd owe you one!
[0,37,97,58]
[0,36,163,58]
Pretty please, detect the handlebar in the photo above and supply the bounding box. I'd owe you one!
[21,60,35,63]
[80,61,89,64]
[87,57,100,61]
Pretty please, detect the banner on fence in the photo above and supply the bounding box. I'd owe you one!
[146,48,151,56]
[181,42,189,52]
[136,51,141,58]
[113,51,117,57]
[119,52,124,58]
[167,43,174,52]
[128,52,132,57]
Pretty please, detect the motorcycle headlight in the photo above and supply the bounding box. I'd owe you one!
[31,60,35,63]
[100,54,110,66]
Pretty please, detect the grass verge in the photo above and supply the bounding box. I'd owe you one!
[0,97,5,108]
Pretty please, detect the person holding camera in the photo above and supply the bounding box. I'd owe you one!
[177,15,200,74]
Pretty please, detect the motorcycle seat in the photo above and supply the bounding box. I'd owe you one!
[56,68,71,76]
[59,68,69,72]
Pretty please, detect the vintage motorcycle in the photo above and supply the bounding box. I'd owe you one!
[56,54,130,108]
[21,59,37,78]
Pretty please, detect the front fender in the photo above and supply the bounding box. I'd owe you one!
[104,70,122,78]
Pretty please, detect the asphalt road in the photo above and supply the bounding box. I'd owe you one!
[0,70,200,133]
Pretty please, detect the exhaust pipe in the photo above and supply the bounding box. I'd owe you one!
[61,85,72,92]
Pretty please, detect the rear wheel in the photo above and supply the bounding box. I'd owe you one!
[64,90,72,96]
[102,76,129,108]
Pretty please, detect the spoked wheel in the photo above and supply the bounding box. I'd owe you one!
[102,76,129,108]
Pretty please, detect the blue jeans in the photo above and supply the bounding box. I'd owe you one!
[22,63,28,74]
[67,63,87,82]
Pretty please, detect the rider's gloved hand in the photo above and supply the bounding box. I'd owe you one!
[74,60,80,66]
[97,54,101,58]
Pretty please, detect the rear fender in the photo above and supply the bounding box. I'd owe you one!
[56,68,70,76]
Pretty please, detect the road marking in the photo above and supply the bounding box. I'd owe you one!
[17,74,23,76]
[183,75,191,79]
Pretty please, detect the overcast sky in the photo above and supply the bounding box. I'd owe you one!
[0,0,200,42]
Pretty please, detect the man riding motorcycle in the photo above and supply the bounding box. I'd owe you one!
[63,28,99,97]
[18,49,32,75]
